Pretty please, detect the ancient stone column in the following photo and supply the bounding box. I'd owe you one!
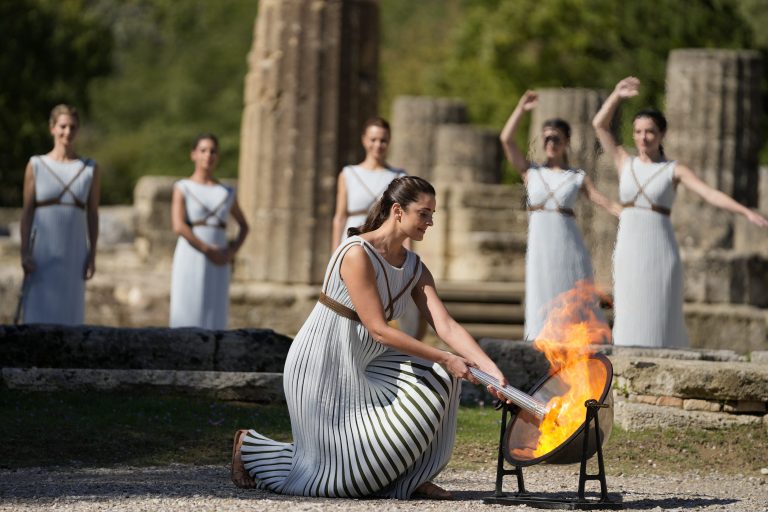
[665,49,763,249]
[238,0,379,284]
[527,88,620,287]
[432,124,502,184]
[388,96,468,180]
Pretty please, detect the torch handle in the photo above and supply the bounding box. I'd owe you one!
[469,367,549,419]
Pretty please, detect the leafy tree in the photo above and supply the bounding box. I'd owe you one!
[0,0,112,206]
[82,0,259,204]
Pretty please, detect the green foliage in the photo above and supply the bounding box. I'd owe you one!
[82,0,259,204]
[429,0,753,129]
[0,0,112,205]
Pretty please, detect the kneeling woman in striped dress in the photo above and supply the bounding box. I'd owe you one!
[231,176,509,500]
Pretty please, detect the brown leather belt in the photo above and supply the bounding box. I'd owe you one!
[620,202,671,216]
[318,292,360,322]
[527,205,575,217]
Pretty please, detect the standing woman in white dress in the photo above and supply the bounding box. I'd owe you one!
[19,104,100,325]
[332,117,424,337]
[593,77,768,347]
[169,134,249,329]
[500,91,620,341]
[231,176,510,500]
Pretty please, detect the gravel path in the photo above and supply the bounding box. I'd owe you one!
[1,464,766,511]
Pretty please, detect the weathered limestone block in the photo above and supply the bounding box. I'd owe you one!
[666,49,763,250]
[417,182,528,282]
[1,368,285,403]
[684,303,768,354]
[229,281,319,336]
[682,249,768,307]
[683,398,722,412]
[611,355,768,402]
[734,166,768,255]
[614,397,763,431]
[389,96,468,181]
[238,0,379,284]
[528,88,620,286]
[432,124,502,184]
[133,176,178,265]
[0,325,291,372]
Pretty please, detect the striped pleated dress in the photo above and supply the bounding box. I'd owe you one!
[241,236,461,499]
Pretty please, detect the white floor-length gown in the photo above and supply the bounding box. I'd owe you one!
[613,157,688,347]
[24,155,95,325]
[241,236,460,498]
[524,166,604,340]
[169,179,235,329]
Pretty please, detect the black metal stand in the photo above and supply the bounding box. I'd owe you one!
[483,400,623,509]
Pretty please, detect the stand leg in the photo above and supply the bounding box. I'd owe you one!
[578,400,612,503]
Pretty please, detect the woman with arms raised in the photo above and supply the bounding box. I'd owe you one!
[593,76,768,347]
[232,176,509,500]
[500,91,619,341]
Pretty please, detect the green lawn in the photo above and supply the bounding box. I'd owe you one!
[2,389,765,475]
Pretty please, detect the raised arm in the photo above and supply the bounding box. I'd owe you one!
[581,175,622,217]
[84,163,100,279]
[20,161,36,275]
[592,77,638,173]
[499,90,538,176]
[331,171,348,251]
[675,164,768,227]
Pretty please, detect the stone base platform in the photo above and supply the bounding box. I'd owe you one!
[1,367,285,403]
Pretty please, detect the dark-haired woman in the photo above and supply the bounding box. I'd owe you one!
[500,91,620,341]
[232,176,509,500]
[19,104,100,324]
[169,134,249,329]
[593,76,768,347]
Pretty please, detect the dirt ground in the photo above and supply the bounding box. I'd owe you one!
[1,464,766,511]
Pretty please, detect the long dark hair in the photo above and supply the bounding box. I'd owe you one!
[192,132,219,150]
[633,109,668,158]
[347,176,435,237]
[362,116,390,135]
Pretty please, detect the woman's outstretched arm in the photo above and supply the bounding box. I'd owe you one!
[676,164,768,227]
[581,175,622,217]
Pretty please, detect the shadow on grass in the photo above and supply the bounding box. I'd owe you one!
[0,389,291,469]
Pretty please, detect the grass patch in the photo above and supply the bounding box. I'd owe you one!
[2,390,765,475]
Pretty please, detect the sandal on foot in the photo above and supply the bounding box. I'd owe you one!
[231,429,256,489]
[412,481,454,501]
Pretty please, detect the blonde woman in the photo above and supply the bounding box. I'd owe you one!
[19,105,100,324]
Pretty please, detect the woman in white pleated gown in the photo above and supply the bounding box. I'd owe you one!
[332,117,422,339]
[169,134,249,329]
[593,76,768,347]
[231,176,511,500]
[19,105,100,325]
[500,91,620,341]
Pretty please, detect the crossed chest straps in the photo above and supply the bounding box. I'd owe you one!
[318,240,422,323]
[621,159,674,216]
[184,185,230,229]
[526,169,576,217]
[345,168,402,217]
[34,158,89,209]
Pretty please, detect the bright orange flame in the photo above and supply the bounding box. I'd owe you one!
[531,280,611,457]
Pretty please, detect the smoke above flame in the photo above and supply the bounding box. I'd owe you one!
[531,280,611,456]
